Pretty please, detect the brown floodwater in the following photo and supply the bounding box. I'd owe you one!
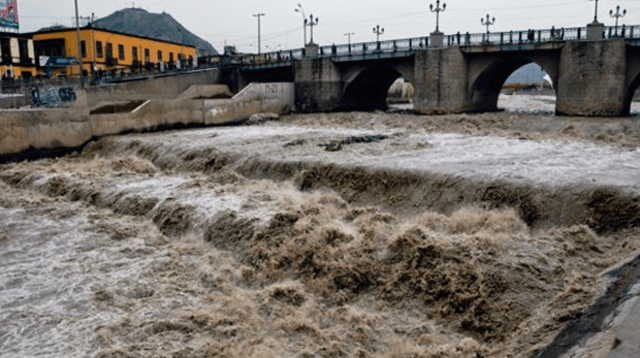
[1,95,640,358]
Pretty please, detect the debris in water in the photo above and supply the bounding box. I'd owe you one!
[319,134,389,151]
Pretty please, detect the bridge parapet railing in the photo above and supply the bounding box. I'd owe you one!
[607,25,640,39]
[235,24,640,68]
[240,49,304,64]
[449,27,588,47]
[318,37,429,59]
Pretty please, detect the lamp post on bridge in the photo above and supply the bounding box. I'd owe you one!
[591,0,600,22]
[430,0,446,33]
[610,5,627,37]
[308,14,319,44]
[305,14,319,58]
[253,13,265,54]
[344,32,354,54]
[373,25,384,42]
[295,4,307,46]
[481,14,495,34]
[373,25,384,51]
[429,0,446,48]
[588,0,605,40]
[344,32,354,46]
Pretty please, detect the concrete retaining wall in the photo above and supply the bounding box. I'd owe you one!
[0,95,29,109]
[86,69,222,105]
[0,107,91,155]
[0,82,294,160]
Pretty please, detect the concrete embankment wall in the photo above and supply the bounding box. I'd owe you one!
[0,82,294,161]
[0,95,29,109]
[86,69,222,104]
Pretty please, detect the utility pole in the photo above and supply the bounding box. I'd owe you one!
[344,32,354,46]
[308,14,319,44]
[610,5,627,36]
[253,13,265,54]
[74,0,84,88]
[430,0,446,33]
[295,4,307,46]
[481,14,495,34]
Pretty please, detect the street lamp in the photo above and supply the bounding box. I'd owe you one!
[430,0,446,33]
[373,25,384,51]
[590,0,600,23]
[373,25,384,42]
[344,32,354,46]
[308,14,319,44]
[295,4,307,46]
[481,14,495,34]
[610,5,627,36]
[253,13,265,54]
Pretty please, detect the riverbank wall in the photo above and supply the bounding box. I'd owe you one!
[0,82,294,162]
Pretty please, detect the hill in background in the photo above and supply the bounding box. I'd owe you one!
[505,63,547,85]
[93,8,217,56]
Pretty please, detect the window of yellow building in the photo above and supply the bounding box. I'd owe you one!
[96,41,103,58]
[18,39,30,65]
[144,48,150,64]
[157,50,162,62]
[132,46,138,62]
[106,43,113,59]
[1,39,10,63]
[118,44,125,60]
[80,40,86,58]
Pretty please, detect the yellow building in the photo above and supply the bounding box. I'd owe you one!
[33,26,197,78]
[0,32,36,80]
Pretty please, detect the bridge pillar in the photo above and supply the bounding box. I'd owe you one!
[556,40,627,116]
[294,57,342,112]
[587,21,604,41]
[430,31,444,48]
[414,48,472,114]
[305,43,319,58]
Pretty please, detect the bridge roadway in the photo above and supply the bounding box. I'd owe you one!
[215,24,640,117]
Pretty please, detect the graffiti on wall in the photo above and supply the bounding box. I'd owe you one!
[29,86,77,107]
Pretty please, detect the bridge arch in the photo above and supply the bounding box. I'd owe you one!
[236,67,295,92]
[623,72,640,116]
[469,57,558,112]
[340,65,405,111]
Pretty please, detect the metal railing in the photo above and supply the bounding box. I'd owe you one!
[447,27,585,46]
[233,24,640,68]
[317,37,429,61]
[238,49,304,70]
[608,24,640,39]
[441,25,640,47]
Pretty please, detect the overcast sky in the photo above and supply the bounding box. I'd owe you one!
[18,0,640,53]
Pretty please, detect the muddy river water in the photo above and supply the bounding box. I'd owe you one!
[1,95,640,358]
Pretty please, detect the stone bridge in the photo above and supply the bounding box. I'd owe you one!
[222,23,640,116]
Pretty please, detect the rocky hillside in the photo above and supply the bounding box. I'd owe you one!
[93,8,217,55]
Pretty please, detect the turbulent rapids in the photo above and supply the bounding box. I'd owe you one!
[2,96,640,358]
